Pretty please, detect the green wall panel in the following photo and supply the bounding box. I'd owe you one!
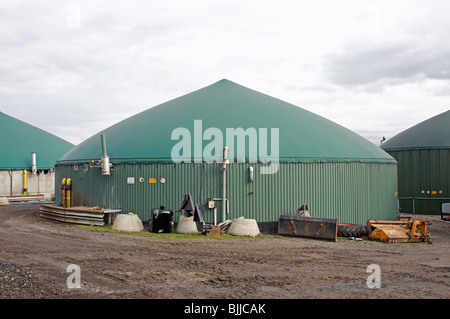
[55,161,398,225]
[388,149,450,214]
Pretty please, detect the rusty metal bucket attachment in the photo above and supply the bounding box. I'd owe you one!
[278,215,338,241]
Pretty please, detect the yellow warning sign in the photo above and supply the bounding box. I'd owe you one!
[149,178,156,184]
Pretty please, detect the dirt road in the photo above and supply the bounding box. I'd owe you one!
[0,204,449,299]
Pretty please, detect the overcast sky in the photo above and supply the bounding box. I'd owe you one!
[1,0,449,146]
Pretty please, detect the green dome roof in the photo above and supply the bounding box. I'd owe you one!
[58,79,395,164]
[0,111,74,170]
[381,110,450,151]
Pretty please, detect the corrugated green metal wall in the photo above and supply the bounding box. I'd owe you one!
[55,162,398,225]
[387,149,450,214]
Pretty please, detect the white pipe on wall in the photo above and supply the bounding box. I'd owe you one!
[222,146,229,223]
[101,134,111,176]
[31,152,37,174]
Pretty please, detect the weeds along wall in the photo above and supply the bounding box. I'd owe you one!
[55,161,398,226]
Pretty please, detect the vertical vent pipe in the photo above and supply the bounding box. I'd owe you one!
[101,134,110,175]
[222,146,229,222]
[31,152,37,174]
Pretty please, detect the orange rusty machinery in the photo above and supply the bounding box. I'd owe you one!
[366,218,431,243]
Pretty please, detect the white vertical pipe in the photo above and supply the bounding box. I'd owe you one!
[101,134,110,175]
[31,152,37,174]
[222,146,229,222]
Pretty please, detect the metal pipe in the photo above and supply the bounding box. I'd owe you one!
[101,135,108,157]
[398,197,450,200]
[398,197,450,215]
[31,152,37,174]
[100,134,110,175]
[23,170,27,195]
[211,198,228,224]
[66,178,72,208]
[61,178,66,208]
[222,146,229,223]
[8,170,12,196]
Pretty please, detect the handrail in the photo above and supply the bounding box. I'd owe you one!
[398,197,450,214]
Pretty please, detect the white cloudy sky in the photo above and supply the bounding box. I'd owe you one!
[0,0,449,146]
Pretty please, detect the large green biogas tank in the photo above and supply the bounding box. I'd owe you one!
[382,110,450,214]
[55,79,398,227]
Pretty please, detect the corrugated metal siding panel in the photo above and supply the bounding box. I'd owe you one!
[55,161,398,225]
[55,163,222,223]
[388,149,450,214]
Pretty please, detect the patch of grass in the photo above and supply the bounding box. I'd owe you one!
[76,224,265,240]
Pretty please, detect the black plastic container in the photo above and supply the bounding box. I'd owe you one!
[149,206,173,233]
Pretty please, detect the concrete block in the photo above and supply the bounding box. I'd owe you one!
[228,217,260,237]
[176,215,202,234]
[0,197,9,206]
[112,213,143,232]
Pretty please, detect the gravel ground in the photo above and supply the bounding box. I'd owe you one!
[0,204,449,301]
